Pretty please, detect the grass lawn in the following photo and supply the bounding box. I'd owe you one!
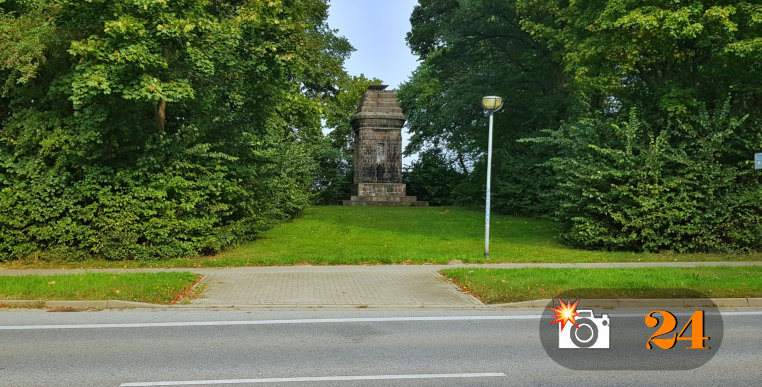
[441,267,762,303]
[3,206,761,269]
[0,272,201,304]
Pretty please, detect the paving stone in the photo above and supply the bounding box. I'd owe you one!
[192,269,481,307]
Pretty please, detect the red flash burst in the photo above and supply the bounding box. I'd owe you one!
[548,298,580,330]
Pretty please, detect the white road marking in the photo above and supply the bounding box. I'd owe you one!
[119,373,507,386]
[716,311,762,316]
[0,315,540,330]
[1,311,758,331]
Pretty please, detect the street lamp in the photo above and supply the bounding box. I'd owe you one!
[481,96,503,258]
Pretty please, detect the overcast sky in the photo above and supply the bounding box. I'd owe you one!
[326,0,420,88]
[326,0,420,164]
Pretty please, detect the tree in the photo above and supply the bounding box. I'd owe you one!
[399,0,568,214]
[402,0,761,252]
[313,74,382,204]
[0,0,352,260]
[402,147,468,206]
[518,0,762,252]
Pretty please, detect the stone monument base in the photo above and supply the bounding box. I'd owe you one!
[342,183,428,206]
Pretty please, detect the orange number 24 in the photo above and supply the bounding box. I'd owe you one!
[645,310,709,350]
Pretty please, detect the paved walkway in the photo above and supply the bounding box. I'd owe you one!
[2,262,761,308]
[193,267,481,307]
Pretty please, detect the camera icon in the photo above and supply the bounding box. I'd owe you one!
[558,309,610,349]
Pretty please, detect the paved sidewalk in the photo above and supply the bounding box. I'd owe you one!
[193,267,482,308]
[2,262,761,309]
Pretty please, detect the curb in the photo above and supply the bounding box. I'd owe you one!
[3,298,761,310]
[488,298,762,309]
[0,300,487,310]
[169,304,488,310]
[1,300,167,310]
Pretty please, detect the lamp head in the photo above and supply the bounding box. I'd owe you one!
[481,96,503,111]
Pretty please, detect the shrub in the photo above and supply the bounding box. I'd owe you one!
[545,106,762,252]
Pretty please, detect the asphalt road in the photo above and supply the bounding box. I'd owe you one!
[1,308,760,386]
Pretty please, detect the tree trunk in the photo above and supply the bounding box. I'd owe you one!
[156,98,166,133]
[155,45,172,134]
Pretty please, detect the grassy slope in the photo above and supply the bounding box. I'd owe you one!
[0,272,201,304]
[441,267,762,303]
[211,206,760,265]
[3,206,760,268]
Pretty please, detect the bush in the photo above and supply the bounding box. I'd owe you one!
[0,0,345,261]
[0,113,314,260]
[310,137,353,205]
[545,106,762,252]
[403,148,468,206]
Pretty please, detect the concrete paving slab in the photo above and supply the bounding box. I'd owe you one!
[683,298,718,307]
[0,300,45,308]
[44,300,107,309]
[106,300,165,309]
[580,299,621,308]
[619,298,684,308]
[747,298,762,307]
[710,298,749,307]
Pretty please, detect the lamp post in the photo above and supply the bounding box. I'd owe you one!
[481,96,503,258]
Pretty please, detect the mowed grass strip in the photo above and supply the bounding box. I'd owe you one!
[0,272,201,304]
[205,207,762,265]
[3,206,761,269]
[441,267,762,304]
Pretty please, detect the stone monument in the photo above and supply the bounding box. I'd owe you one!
[343,85,427,206]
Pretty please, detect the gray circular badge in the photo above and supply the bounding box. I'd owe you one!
[539,289,723,370]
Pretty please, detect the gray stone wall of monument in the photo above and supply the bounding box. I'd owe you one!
[343,85,428,206]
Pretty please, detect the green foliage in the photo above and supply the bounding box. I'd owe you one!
[442,266,762,303]
[310,136,352,205]
[0,0,351,260]
[517,0,762,252]
[0,1,56,94]
[402,0,761,252]
[540,106,761,252]
[313,74,382,204]
[0,272,200,304]
[517,1,762,113]
[4,206,760,269]
[188,206,761,266]
[403,148,468,205]
[399,0,567,214]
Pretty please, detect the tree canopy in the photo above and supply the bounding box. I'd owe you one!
[401,0,762,252]
[399,0,568,214]
[0,0,353,260]
[313,73,382,205]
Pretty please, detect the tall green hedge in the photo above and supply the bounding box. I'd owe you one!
[541,106,761,252]
[0,0,349,260]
